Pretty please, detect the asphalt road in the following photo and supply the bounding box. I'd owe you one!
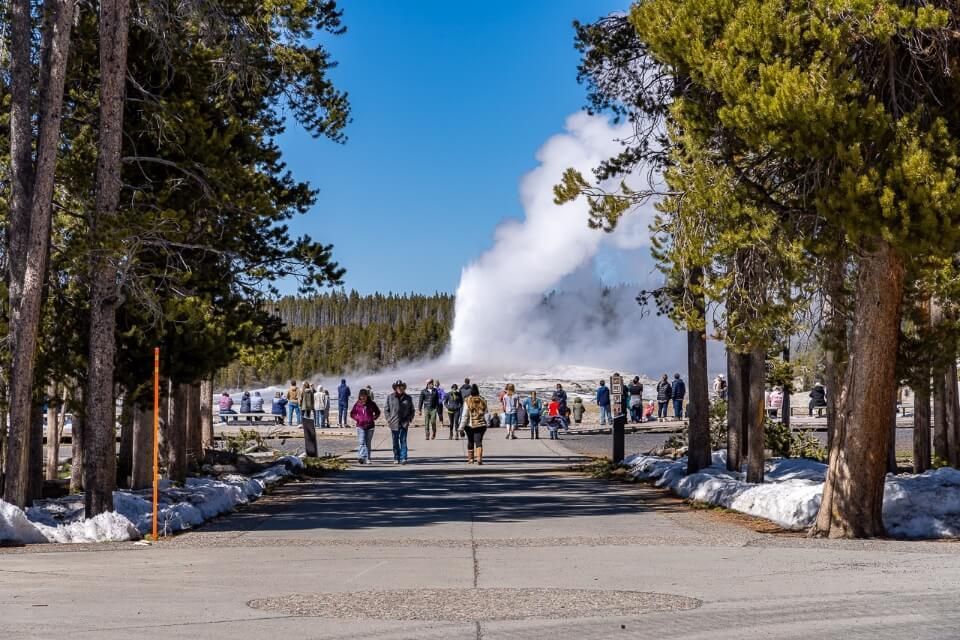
[4,432,960,639]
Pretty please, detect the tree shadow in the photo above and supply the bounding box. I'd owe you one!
[196,455,692,534]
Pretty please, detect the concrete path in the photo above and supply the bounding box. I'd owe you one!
[3,429,960,639]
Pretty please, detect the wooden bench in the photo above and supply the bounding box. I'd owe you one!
[218,412,283,426]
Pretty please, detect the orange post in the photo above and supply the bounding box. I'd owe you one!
[152,347,160,541]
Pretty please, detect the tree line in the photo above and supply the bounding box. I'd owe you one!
[1,0,350,515]
[559,1,960,538]
[215,291,454,388]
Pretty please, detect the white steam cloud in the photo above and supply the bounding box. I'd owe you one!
[448,112,723,378]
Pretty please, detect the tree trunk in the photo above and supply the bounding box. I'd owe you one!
[167,381,188,484]
[131,401,153,490]
[686,270,711,474]
[823,254,848,453]
[0,374,8,495]
[913,375,931,473]
[934,364,948,463]
[5,0,77,508]
[200,378,214,451]
[781,346,791,428]
[69,396,85,494]
[28,403,45,502]
[746,348,766,483]
[45,385,60,481]
[948,361,960,468]
[813,241,904,538]
[117,394,134,488]
[887,395,898,475]
[726,348,745,472]
[83,0,131,517]
[186,382,202,468]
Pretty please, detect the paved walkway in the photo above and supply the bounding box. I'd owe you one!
[3,431,960,639]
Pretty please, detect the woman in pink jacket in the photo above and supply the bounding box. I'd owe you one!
[351,388,381,464]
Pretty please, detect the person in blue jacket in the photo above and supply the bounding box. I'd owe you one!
[671,373,686,419]
[596,380,611,426]
[337,379,351,427]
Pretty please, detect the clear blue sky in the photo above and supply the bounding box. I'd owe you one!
[277,0,623,295]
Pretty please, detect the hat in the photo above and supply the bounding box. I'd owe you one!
[393,379,405,388]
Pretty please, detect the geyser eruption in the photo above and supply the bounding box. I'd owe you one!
[449,113,714,377]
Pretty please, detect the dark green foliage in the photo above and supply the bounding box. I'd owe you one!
[215,291,454,387]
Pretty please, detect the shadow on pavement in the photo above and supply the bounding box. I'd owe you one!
[197,454,689,534]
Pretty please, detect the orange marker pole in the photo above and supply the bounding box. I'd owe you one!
[152,347,160,541]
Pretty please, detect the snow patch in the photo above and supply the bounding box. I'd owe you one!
[627,453,960,538]
[0,459,300,545]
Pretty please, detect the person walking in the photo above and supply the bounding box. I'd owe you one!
[502,383,519,439]
[418,379,440,440]
[460,383,488,464]
[271,391,287,425]
[385,380,415,464]
[671,373,686,420]
[444,383,463,439]
[524,391,543,439]
[350,388,380,464]
[285,380,301,425]
[656,374,672,421]
[301,382,315,420]
[596,380,611,426]
[436,381,446,429]
[337,379,351,427]
[317,385,330,427]
[628,377,644,423]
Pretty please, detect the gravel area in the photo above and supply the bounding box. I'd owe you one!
[248,588,701,621]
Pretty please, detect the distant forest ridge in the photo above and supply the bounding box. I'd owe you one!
[216,291,455,388]
[215,286,642,389]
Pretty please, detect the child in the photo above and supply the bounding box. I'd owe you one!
[548,399,560,417]
[546,415,565,440]
[644,400,656,422]
[502,383,519,439]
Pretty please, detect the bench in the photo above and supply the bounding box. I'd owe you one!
[218,412,283,426]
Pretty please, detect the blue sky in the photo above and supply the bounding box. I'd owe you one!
[277,0,623,295]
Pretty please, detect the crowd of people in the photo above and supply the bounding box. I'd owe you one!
[220,371,840,466]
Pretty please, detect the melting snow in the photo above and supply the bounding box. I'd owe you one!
[626,452,960,539]
[0,456,303,545]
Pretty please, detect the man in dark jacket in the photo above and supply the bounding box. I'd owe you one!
[552,384,569,431]
[418,379,440,440]
[337,379,351,427]
[385,380,415,464]
[656,374,672,421]
[596,380,611,426]
[671,373,686,419]
[809,382,827,416]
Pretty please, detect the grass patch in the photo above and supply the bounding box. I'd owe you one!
[575,457,635,481]
[299,455,350,477]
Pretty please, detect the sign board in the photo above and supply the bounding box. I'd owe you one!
[610,373,624,418]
